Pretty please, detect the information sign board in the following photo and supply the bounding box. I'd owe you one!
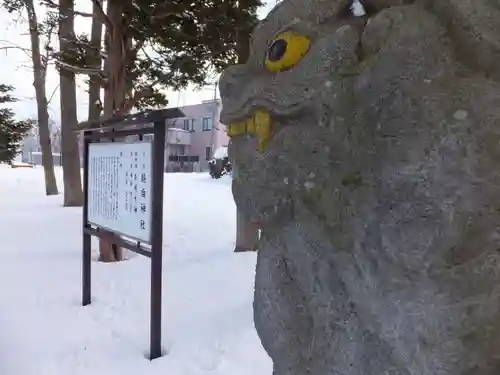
[87,142,153,243]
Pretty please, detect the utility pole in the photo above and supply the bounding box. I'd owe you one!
[212,81,218,100]
[176,91,182,107]
[200,81,219,161]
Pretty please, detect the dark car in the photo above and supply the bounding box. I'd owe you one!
[209,156,231,179]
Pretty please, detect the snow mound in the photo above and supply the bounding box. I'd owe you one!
[0,167,270,375]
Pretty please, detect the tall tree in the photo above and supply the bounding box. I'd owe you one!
[231,0,262,252]
[87,0,103,122]
[58,0,83,206]
[0,84,33,163]
[1,0,59,195]
[56,0,263,118]
[49,0,262,261]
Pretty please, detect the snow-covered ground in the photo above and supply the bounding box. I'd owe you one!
[0,165,271,375]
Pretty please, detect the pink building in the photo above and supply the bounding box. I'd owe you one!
[76,100,229,172]
[164,99,229,172]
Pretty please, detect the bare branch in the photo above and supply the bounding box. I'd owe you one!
[136,2,183,22]
[0,45,32,59]
[89,0,113,31]
[74,10,93,17]
[115,89,147,116]
[47,84,60,106]
[150,11,181,21]
[16,64,33,72]
[124,38,145,68]
[42,0,94,17]
[55,60,105,76]
[41,18,57,78]
[115,76,164,115]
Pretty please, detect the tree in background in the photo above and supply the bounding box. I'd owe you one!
[86,0,103,122]
[1,0,59,195]
[57,0,83,206]
[50,0,263,118]
[0,84,33,163]
[51,0,262,262]
[2,0,262,261]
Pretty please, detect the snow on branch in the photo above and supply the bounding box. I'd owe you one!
[41,0,94,17]
[55,60,105,76]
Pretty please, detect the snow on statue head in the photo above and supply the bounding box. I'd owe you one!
[219,0,500,373]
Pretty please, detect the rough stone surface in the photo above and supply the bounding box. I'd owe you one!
[219,0,500,374]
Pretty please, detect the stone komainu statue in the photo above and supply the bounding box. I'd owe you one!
[219,0,500,374]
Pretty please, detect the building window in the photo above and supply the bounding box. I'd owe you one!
[177,145,185,156]
[202,117,213,131]
[183,119,190,131]
[205,146,212,160]
[190,119,196,132]
[169,119,178,128]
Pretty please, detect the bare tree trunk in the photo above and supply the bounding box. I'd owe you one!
[98,0,132,262]
[88,0,103,122]
[88,1,122,262]
[24,0,58,195]
[59,0,83,207]
[233,14,260,252]
[234,210,260,252]
[102,0,130,117]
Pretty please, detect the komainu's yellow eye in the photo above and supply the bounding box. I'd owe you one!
[265,32,310,73]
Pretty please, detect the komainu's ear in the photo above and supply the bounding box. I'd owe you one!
[339,0,378,20]
[360,0,414,11]
[351,0,367,16]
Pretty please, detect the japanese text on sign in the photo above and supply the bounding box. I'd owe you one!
[87,141,153,243]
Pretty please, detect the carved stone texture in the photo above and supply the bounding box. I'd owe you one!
[234,209,260,252]
[220,0,500,374]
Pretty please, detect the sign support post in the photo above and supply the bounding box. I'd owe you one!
[76,108,185,361]
[149,120,166,360]
[82,130,92,306]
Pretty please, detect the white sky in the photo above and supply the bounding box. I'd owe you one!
[0,1,276,122]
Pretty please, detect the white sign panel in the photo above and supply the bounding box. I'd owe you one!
[87,142,153,243]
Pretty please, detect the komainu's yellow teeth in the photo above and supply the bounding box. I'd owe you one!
[254,111,271,152]
[227,110,272,152]
[227,121,246,137]
[246,118,256,133]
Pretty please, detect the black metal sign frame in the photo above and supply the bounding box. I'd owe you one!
[76,108,184,360]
